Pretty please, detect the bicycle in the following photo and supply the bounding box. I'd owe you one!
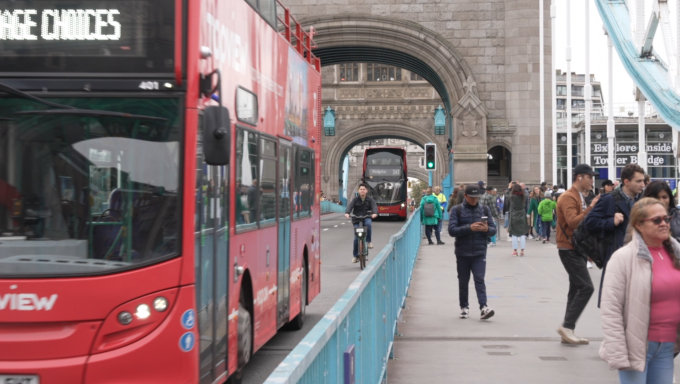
[351,214,372,270]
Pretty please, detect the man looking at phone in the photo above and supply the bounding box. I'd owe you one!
[449,185,497,320]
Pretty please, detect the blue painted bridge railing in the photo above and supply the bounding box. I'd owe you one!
[264,209,422,384]
[321,200,347,214]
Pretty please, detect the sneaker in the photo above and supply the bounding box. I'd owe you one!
[352,257,358,263]
[542,240,547,244]
[557,326,589,345]
[460,307,470,319]
[368,242,373,249]
[437,241,445,245]
[528,235,534,239]
[587,261,593,269]
[490,242,496,247]
[520,250,524,257]
[428,241,434,245]
[481,306,495,320]
[511,250,518,257]
[507,236,512,242]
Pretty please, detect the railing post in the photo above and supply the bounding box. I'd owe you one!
[284,8,291,42]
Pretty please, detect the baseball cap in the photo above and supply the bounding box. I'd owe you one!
[477,180,485,188]
[601,179,614,187]
[573,163,599,177]
[465,185,483,198]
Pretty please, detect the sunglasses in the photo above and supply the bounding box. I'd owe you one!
[641,216,672,225]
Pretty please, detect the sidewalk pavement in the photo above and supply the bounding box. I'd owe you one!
[387,227,680,383]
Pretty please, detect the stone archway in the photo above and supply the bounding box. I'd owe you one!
[303,14,489,198]
[324,121,449,196]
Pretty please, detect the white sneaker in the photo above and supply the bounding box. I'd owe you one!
[528,235,534,239]
[460,307,469,319]
[587,261,593,269]
[507,236,512,242]
[481,306,495,320]
[352,257,358,263]
[368,242,373,249]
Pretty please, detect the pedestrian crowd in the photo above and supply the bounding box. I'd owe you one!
[415,161,680,383]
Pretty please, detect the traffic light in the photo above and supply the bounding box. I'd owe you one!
[425,143,436,171]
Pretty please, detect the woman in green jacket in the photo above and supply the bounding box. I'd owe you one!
[420,187,444,245]
[537,198,556,244]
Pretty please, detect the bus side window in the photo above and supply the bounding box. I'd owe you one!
[259,138,277,227]
[297,149,311,219]
[235,129,259,231]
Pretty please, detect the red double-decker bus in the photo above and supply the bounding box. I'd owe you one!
[0,0,321,383]
[362,147,408,220]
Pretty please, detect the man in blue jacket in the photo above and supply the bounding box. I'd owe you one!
[583,163,645,304]
[449,185,497,320]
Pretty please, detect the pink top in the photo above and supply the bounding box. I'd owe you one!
[648,246,680,343]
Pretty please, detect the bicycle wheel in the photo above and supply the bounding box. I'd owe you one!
[358,239,365,270]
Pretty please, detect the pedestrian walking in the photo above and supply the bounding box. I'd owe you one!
[555,164,600,345]
[600,198,680,383]
[449,187,460,208]
[529,187,543,241]
[538,197,556,243]
[643,180,680,242]
[480,185,500,247]
[584,163,645,302]
[508,184,528,256]
[420,186,444,245]
[448,185,496,320]
[455,183,467,205]
[433,186,447,235]
[503,181,515,241]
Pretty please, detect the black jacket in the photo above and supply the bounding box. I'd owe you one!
[448,201,497,258]
[345,195,378,224]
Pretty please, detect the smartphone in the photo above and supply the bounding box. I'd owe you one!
[479,216,488,223]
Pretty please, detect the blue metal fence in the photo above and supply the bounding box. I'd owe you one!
[264,209,422,384]
[321,200,347,214]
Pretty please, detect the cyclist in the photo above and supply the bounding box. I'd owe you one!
[345,183,378,263]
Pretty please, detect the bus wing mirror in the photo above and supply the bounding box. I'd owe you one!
[203,106,231,165]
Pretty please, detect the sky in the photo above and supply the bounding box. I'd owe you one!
[554,0,677,109]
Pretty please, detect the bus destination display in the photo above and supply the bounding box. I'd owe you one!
[0,0,175,74]
[367,168,401,177]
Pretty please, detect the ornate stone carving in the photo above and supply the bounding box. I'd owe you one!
[339,88,361,99]
[461,108,479,137]
[408,88,431,98]
[365,89,403,98]
[462,75,477,95]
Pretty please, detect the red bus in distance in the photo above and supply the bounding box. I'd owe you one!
[0,0,321,383]
[362,147,408,220]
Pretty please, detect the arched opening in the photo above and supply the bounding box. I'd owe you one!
[487,146,512,188]
[302,15,485,202]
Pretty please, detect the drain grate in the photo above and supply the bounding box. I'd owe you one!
[482,345,511,349]
[487,352,515,356]
[539,356,567,361]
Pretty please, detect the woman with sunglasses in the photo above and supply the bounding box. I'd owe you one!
[600,197,680,383]
[642,180,680,242]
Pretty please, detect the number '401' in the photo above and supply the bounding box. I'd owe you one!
[139,81,159,90]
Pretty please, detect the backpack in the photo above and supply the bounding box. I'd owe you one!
[423,201,436,217]
[559,191,623,269]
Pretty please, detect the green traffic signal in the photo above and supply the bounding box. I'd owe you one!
[427,162,434,169]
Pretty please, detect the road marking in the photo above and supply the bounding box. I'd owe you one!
[334,225,338,227]
[323,228,329,231]
[341,222,346,225]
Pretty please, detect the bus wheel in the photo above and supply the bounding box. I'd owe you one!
[289,263,307,330]
[229,293,252,384]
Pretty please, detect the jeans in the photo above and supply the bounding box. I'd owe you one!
[618,341,675,384]
[353,218,372,257]
[490,218,497,244]
[437,218,443,234]
[425,224,441,243]
[456,255,488,309]
[558,249,594,330]
[503,212,509,228]
[534,216,543,236]
[542,220,551,241]
[512,235,526,250]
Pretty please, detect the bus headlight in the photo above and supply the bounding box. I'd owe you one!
[118,311,133,325]
[153,297,169,312]
[135,304,151,320]
[401,203,405,208]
